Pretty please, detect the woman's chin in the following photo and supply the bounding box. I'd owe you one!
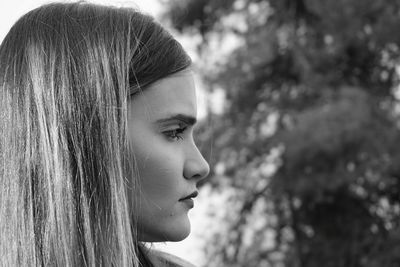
[139,214,191,242]
[165,212,192,241]
[165,227,191,242]
[160,217,191,242]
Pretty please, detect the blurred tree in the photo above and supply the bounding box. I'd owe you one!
[162,0,400,266]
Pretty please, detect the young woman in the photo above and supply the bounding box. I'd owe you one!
[0,2,209,266]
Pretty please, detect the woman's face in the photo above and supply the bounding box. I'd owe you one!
[127,69,210,242]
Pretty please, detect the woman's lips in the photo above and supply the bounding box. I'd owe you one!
[179,191,198,209]
[179,191,198,201]
[180,198,194,208]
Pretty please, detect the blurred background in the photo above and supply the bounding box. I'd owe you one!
[3,0,400,266]
[160,1,400,266]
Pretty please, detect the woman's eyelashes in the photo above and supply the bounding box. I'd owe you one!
[162,125,188,141]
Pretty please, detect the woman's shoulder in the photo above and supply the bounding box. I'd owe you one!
[151,250,198,267]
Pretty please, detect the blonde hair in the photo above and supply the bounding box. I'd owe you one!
[0,2,191,266]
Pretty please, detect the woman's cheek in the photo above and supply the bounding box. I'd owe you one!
[139,149,182,200]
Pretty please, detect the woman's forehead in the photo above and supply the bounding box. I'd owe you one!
[128,72,197,121]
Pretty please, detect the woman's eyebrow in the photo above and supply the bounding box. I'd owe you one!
[156,114,197,126]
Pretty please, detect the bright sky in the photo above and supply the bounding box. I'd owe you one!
[0,0,211,264]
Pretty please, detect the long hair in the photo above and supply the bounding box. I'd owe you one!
[0,2,191,266]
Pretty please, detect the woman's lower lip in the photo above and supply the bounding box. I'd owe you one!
[180,198,194,208]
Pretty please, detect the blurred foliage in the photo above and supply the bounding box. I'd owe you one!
[163,0,400,266]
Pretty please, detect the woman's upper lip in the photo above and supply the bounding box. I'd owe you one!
[179,191,198,201]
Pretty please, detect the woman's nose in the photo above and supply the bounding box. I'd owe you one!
[183,143,210,182]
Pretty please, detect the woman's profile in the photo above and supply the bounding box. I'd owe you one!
[0,2,209,266]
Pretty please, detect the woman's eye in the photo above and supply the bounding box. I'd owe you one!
[163,127,186,141]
